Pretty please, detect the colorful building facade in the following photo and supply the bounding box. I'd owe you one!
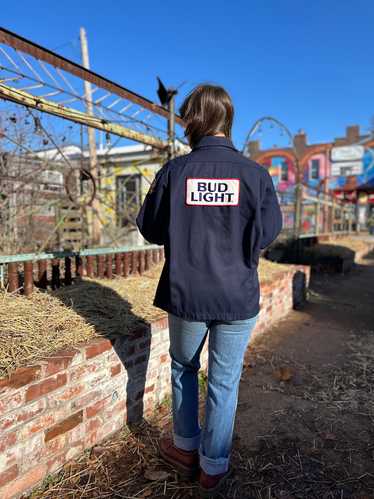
[248,125,374,227]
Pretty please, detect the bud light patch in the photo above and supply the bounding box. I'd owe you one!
[185,178,240,206]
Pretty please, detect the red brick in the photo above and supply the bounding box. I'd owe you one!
[47,451,66,474]
[71,389,102,411]
[25,373,67,402]
[85,429,99,448]
[44,410,83,442]
[53,383,85,402]
[44,434,67,456]
[102,399,126,420]
[19,412,55,439]
[0,366,42,393]
[110,364,122,377]
[0,398,46,432]
[0,431,17,453]
[0,464,18,488]
[0,391,24,417]
[0,464,47,498]
[43,348,80,376]
[86,416,101,434]
[151,317,168,332]
[85,339,112,359]
[85,397,109,418]
[69,362,100,382]
[160,354,168,364]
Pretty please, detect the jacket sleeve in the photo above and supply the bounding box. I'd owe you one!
[260,170,283,249]
[136,163,170,245]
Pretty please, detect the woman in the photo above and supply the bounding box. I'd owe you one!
[136,84,282,496]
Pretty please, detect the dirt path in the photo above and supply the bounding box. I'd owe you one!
[29,251,374,499]
[233,249,374,498]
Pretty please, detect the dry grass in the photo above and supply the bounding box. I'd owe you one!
[0,258,285,379]
[0,262,165,379]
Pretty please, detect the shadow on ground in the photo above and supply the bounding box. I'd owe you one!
[53,279,154,426]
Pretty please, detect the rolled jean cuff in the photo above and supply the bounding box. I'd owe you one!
[199,450,230,475]
[173,430,201,451]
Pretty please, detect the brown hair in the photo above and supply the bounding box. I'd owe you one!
[179,84,234,148]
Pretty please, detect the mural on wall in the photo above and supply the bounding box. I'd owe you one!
[303,153,330,190]
[263,155,296,192]
[261,155,297,230]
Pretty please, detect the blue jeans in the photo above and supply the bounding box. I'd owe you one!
[168,312,258,475]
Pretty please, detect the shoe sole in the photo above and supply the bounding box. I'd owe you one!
[198,466,234,498]
[158,445,199,481]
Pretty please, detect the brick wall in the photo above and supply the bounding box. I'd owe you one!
[0,264,310,498]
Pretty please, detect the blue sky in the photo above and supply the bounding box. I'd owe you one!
[1,0,373,150]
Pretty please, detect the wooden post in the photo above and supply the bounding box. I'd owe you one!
[75,256,83,279]
[106,254,113,279]
[123,252,130,277]
[131,251,139,275]
[145,250,152,271]
[37,260,48,289]
[65,257,72,286]
[86,256,94,277]
[51,259,61,290]
[115,253,122,275]
[24,261,34,296]
[8,262,19,293]
[139,251,145,275]
[80,27,102,245]
[152,249,159,264]
[97,255,105,278]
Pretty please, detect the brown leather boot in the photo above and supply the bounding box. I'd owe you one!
[198,467,233,497]
[159,436,199,479]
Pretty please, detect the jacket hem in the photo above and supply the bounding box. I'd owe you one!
[152,300,260,322]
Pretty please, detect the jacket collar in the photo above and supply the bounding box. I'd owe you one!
[193,135,237,151]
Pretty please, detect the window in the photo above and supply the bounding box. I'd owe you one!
[310,159,320,180]
[280,161,288,181]
[116,174,141,227]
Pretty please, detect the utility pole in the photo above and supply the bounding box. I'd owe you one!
[167,90,177,160]
[80,27,102,246]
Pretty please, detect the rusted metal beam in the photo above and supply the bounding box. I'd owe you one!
[0,27,184,126]
[0,83,167,149]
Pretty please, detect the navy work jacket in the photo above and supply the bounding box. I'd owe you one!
[136,135,282,321]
